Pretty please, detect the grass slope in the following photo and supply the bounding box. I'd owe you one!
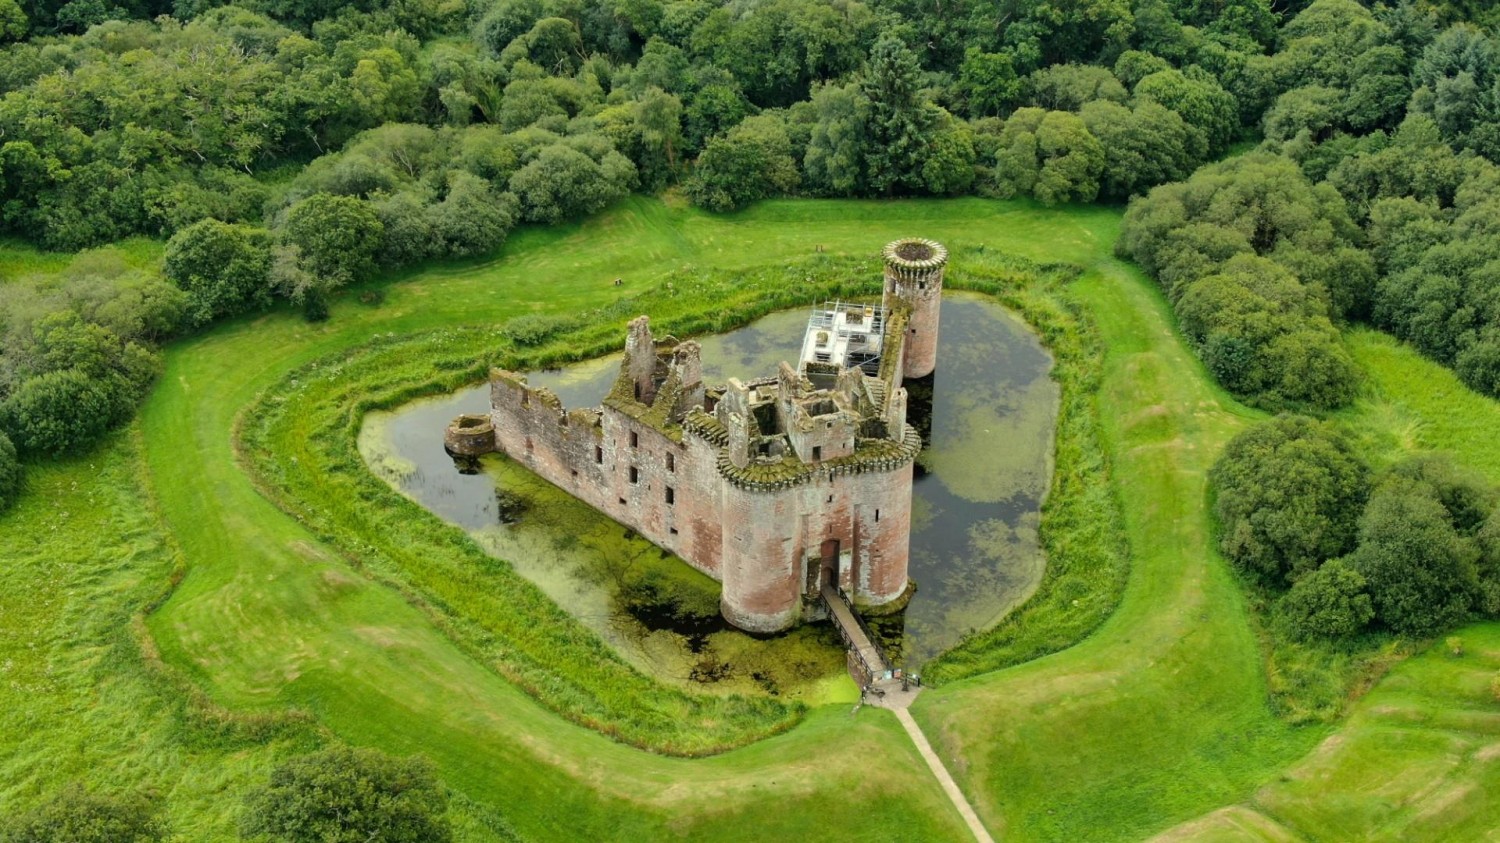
[912,248,1327,841]
[5,196,1499,840]
[141,197,1068,839]
[0,434,315,838]
[1147,327,1500,841]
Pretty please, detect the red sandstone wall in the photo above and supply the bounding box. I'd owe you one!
[719,483,802,632]
[885,266,942,379]
[491,371,913,633]
[488,374,720,579]
[846,465,914,605]
[717,461,913,631]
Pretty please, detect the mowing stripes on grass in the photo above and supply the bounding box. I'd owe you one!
[0,433,316,839]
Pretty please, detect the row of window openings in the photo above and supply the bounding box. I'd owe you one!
[596,439,676,472]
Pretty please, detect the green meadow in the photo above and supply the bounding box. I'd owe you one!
[3,196,1499,840]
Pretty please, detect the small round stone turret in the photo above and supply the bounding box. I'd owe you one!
[444,413,496,456]
[882,238,946,379]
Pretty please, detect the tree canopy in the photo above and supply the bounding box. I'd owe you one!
[239,747,451,843]
[1210,414,1369,585]
[0,785,164,843]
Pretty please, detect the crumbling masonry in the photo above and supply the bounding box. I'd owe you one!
[447,239,947,632]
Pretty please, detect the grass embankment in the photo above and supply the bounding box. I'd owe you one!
[238,259,891,754]
[924,251,1127,682]
[913,251,1328,841]
[7,196,1499,839]
[142,197,1095,839]
[1175,328,1500,842]
[238,245,1123,741]
[0,435,317,838]
[135,196,1323,840]
[912,244,1500,841]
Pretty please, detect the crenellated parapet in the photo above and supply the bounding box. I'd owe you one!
[712,426,921,492]
[882,238,948,287]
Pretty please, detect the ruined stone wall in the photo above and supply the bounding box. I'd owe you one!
[489,368,915,633]
[484,238,943,634]
[845,465,914,606]
[489,371,722,579]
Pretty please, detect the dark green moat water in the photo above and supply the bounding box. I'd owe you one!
[360,294,1057,699]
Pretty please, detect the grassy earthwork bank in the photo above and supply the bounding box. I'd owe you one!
[4,196,1500,840]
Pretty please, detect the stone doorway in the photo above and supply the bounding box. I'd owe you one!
[820,539,840,588]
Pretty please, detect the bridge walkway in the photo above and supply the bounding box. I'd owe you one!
[820,584,887,683]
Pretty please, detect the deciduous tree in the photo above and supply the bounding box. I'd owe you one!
[1211,414,1369,584]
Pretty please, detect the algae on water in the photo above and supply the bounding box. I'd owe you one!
[359,294,1059,678]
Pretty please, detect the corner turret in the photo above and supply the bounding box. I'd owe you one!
[882,238,946,379]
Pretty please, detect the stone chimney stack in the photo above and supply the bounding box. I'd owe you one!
[672,340,706,414]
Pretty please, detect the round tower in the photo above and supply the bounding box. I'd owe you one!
[882,238,947,380]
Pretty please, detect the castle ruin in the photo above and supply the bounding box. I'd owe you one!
[447,239,947,632]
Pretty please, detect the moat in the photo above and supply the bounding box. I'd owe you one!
[360,294,1056,698]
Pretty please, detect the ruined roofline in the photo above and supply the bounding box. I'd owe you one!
[682,409,920,492]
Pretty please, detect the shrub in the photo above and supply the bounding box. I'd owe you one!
[1350,470,1483,635]
[0,431,20,511]
[1275,560,1374,640]
[502,312,583,347]
[1178,256,1359,410]
[508,143,635,224]
[0,784,165,843]
[239,746,451,843]
[0,369,134,456]
[686,115,800,212]
[1210,414,1369,585]
[280,194,384,287]
[1479,506,1500,614]
[163,219,273,327]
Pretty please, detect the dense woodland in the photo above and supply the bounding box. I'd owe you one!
[1,0,1498,454]
[2,0,1500,836]
[0,0,1499,724]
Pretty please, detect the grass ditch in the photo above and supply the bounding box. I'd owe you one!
[234,248,1128,752]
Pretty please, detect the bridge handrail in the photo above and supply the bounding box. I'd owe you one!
[822,585,888,677]
[833,586,884,662]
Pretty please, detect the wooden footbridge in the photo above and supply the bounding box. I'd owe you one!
[820,584,889,687]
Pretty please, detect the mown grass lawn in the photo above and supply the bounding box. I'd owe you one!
[4,195,1500,840]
